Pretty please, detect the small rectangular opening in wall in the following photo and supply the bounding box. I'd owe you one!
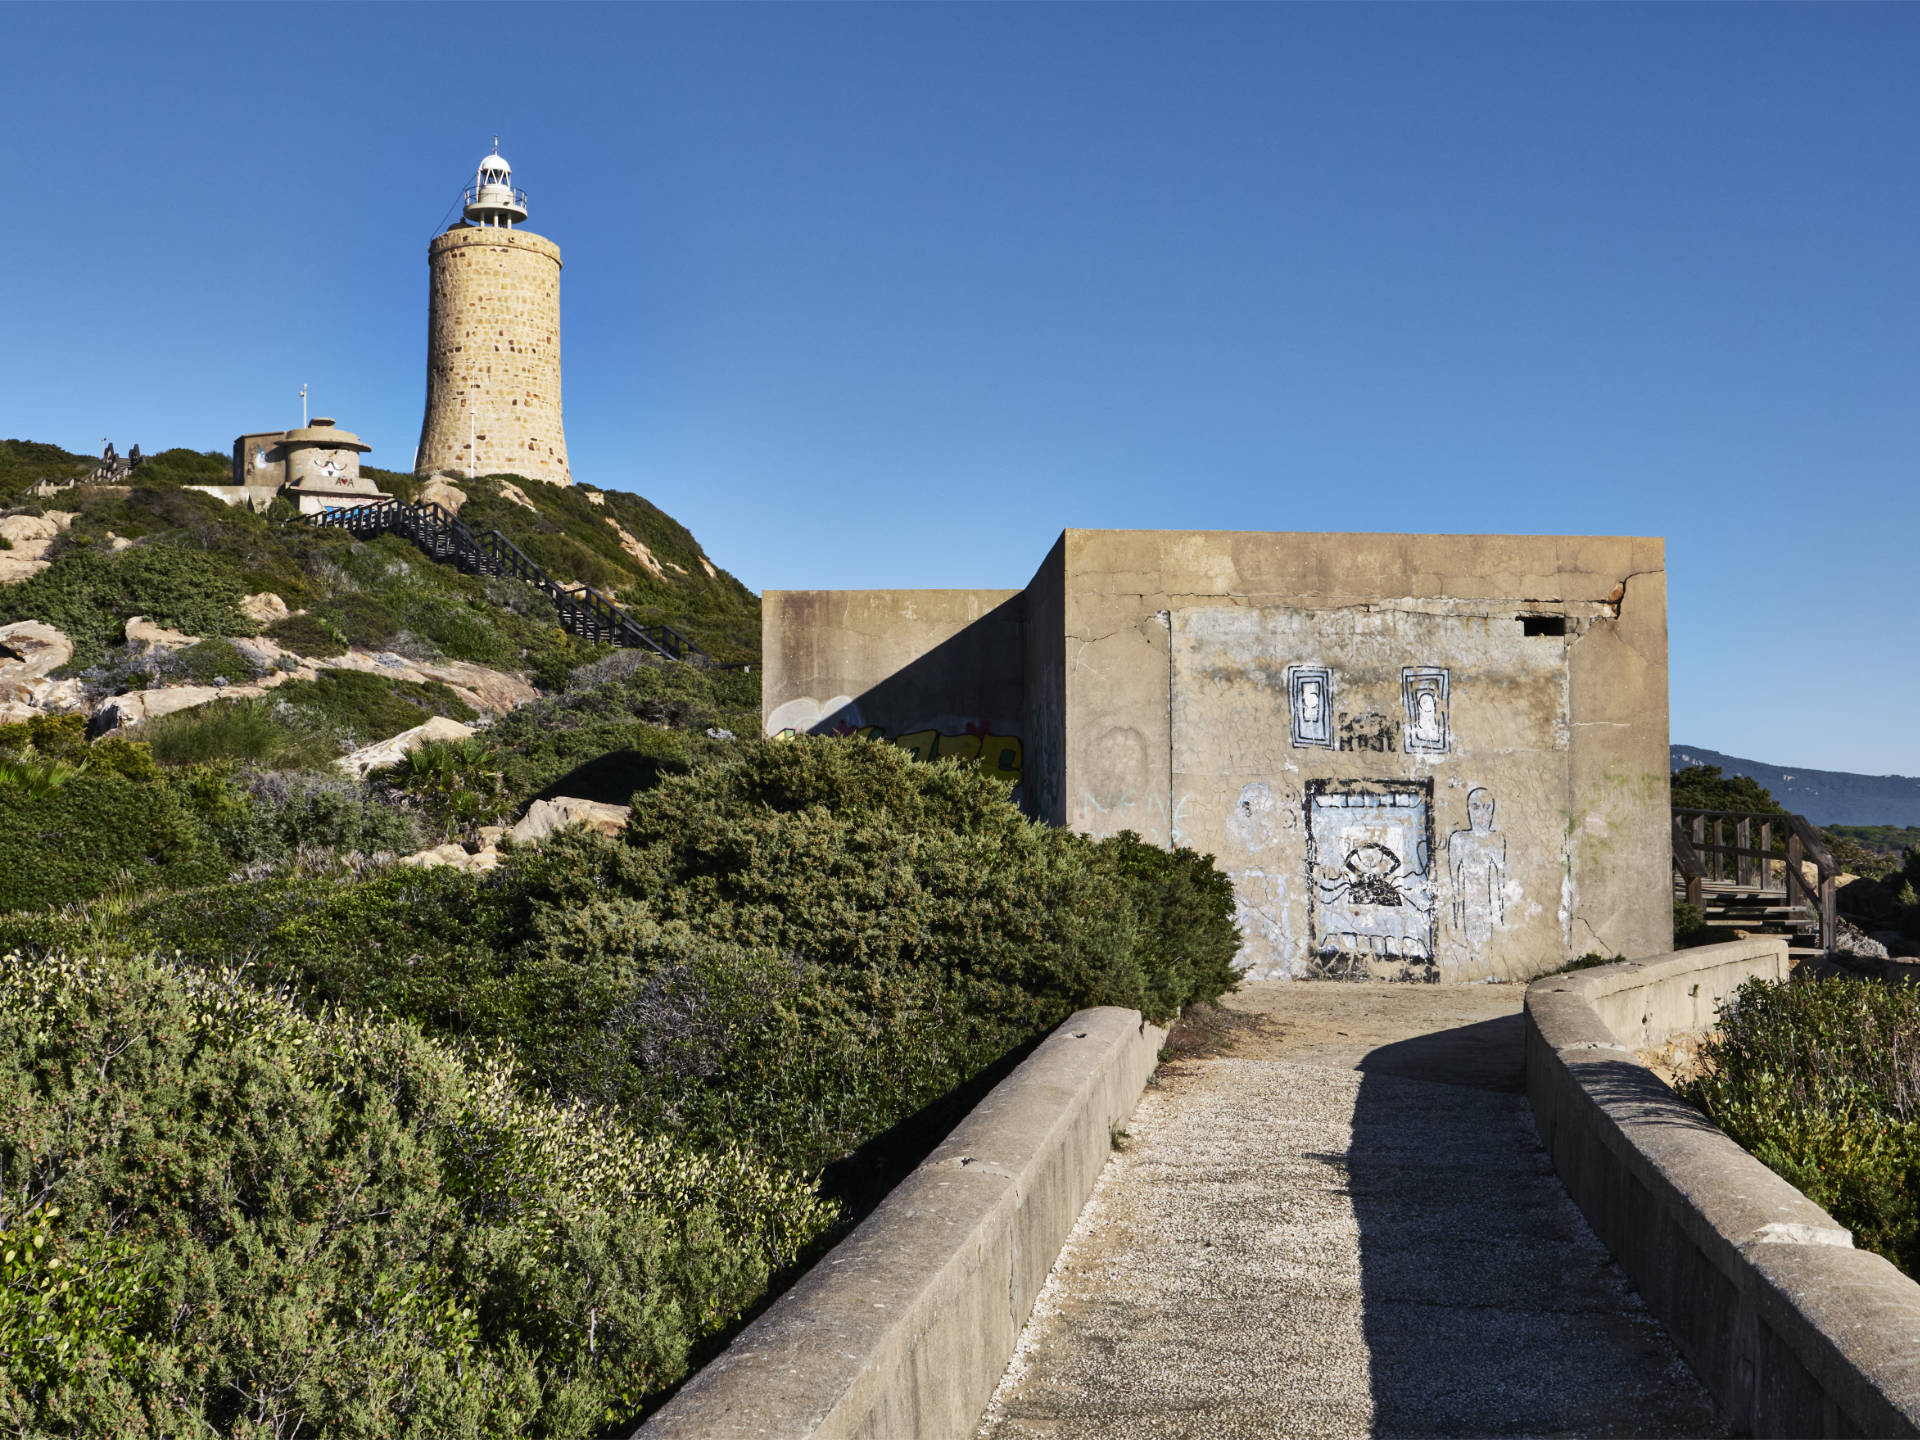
[1519,615,1568,637]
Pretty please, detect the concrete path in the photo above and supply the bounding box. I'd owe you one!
[976,983,1726,1439]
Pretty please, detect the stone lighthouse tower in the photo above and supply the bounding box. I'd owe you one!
[415,146,572,485]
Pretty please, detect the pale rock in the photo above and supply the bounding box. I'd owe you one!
[699,555,718,579]
[507,795,631,847]
[399,841,503,873]
[106,532,134,552]
[417,477,469,514]
[399,843,474,870]
[241,592,291,626]
[582,491,605,506]
[0,510,75,584]
[125,616,199,650]
[0,512,72,545]
[497,481,538,512]
[319,650,538,715]
[603,517,667,579]
[335,714,477,778]
[0,621,82,720]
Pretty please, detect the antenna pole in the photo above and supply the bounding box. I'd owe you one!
[300,384,308,427]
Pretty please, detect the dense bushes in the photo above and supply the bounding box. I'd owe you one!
[0,545,255,667]
[1682,975,1920,1277]
[110,738,1241,1179]
[0,761,233,911]
[0,949,833,1436]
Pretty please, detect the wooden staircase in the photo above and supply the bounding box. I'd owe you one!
[1673,807,1839,958]
[305,499,712,664]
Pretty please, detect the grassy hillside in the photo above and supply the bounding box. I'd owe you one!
[0,440,759,665]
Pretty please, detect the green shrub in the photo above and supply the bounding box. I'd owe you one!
[0,768,233,912]
[1682,975,1920,1277]
[0,948,834,1436]
[156,636,263,688]
[236,737,1240,1177]
[275,668,478,743]
[265,610,348,658]
[383,737,511,840]
[0,546,254,668]
[217,769,426,867]
[141,697,335,770]
[1673,899,1713,947]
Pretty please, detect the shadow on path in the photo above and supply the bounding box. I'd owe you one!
[1346,1013,1725,1438]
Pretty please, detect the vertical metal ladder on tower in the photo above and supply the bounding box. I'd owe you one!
[303,499,712,663]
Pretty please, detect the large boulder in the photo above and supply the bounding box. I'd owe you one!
[334,715,477,779]
[508,795,631,846]
[125,616,198,651]
[240,592,291,626]
[416,477,468,514]
[0,621,81,720]
[0,510,75,584]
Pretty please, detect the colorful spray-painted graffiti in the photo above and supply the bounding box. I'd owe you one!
[765,697,1022,791]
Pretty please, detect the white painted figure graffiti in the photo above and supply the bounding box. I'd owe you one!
[1448,786,1507,957]
[1413,692,1442,746]
[1287,664,1334,748]
[1402,666,1450,754]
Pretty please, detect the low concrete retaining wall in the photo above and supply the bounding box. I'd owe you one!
[1527,938,1920,1437]
[637,1006,1165,1440]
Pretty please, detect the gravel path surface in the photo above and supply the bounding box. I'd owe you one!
[976,984,1725,1439]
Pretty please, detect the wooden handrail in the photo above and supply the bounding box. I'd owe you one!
[1671,804,1838,954]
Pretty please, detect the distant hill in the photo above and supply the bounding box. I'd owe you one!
[1671,745,1920,826]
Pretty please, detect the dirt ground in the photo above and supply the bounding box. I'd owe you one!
[1192,977,1529,1091]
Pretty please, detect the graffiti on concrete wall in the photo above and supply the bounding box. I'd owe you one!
[1305,779,1437,981]
[766,696,1022,792]
[1402,666,1451,755]
[1337,709,1399,753]
[1448,785,1508,963]
[1224,780,1298,976]
[1287,665,1334,749]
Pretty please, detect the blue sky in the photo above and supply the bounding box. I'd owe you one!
[5,4,1916,773]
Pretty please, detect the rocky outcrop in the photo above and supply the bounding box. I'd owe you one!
[397,841,504,874]
[315,649,539,714]
[240,592,291,626]
[508,796,630,845]
[335,715,477,778]
[396,797,632,874]
[0,621,83,722]
[604,518,668,580]
[0,510,76,584]
[416,478,468,515]
[124,616,199,651]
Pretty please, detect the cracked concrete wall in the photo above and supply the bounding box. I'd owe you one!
[1059,531,1670,980]
[761,531,1670,982]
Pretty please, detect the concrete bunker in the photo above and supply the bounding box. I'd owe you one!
[764,530,1672,983]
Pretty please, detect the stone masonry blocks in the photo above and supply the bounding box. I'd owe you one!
[416,227,571,486]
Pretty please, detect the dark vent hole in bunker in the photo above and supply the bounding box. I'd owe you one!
[1519,615,1568,637]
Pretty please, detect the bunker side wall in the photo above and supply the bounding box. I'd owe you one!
[761,589,1028,792]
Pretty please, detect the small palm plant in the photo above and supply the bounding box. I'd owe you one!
[382,737,509,841]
